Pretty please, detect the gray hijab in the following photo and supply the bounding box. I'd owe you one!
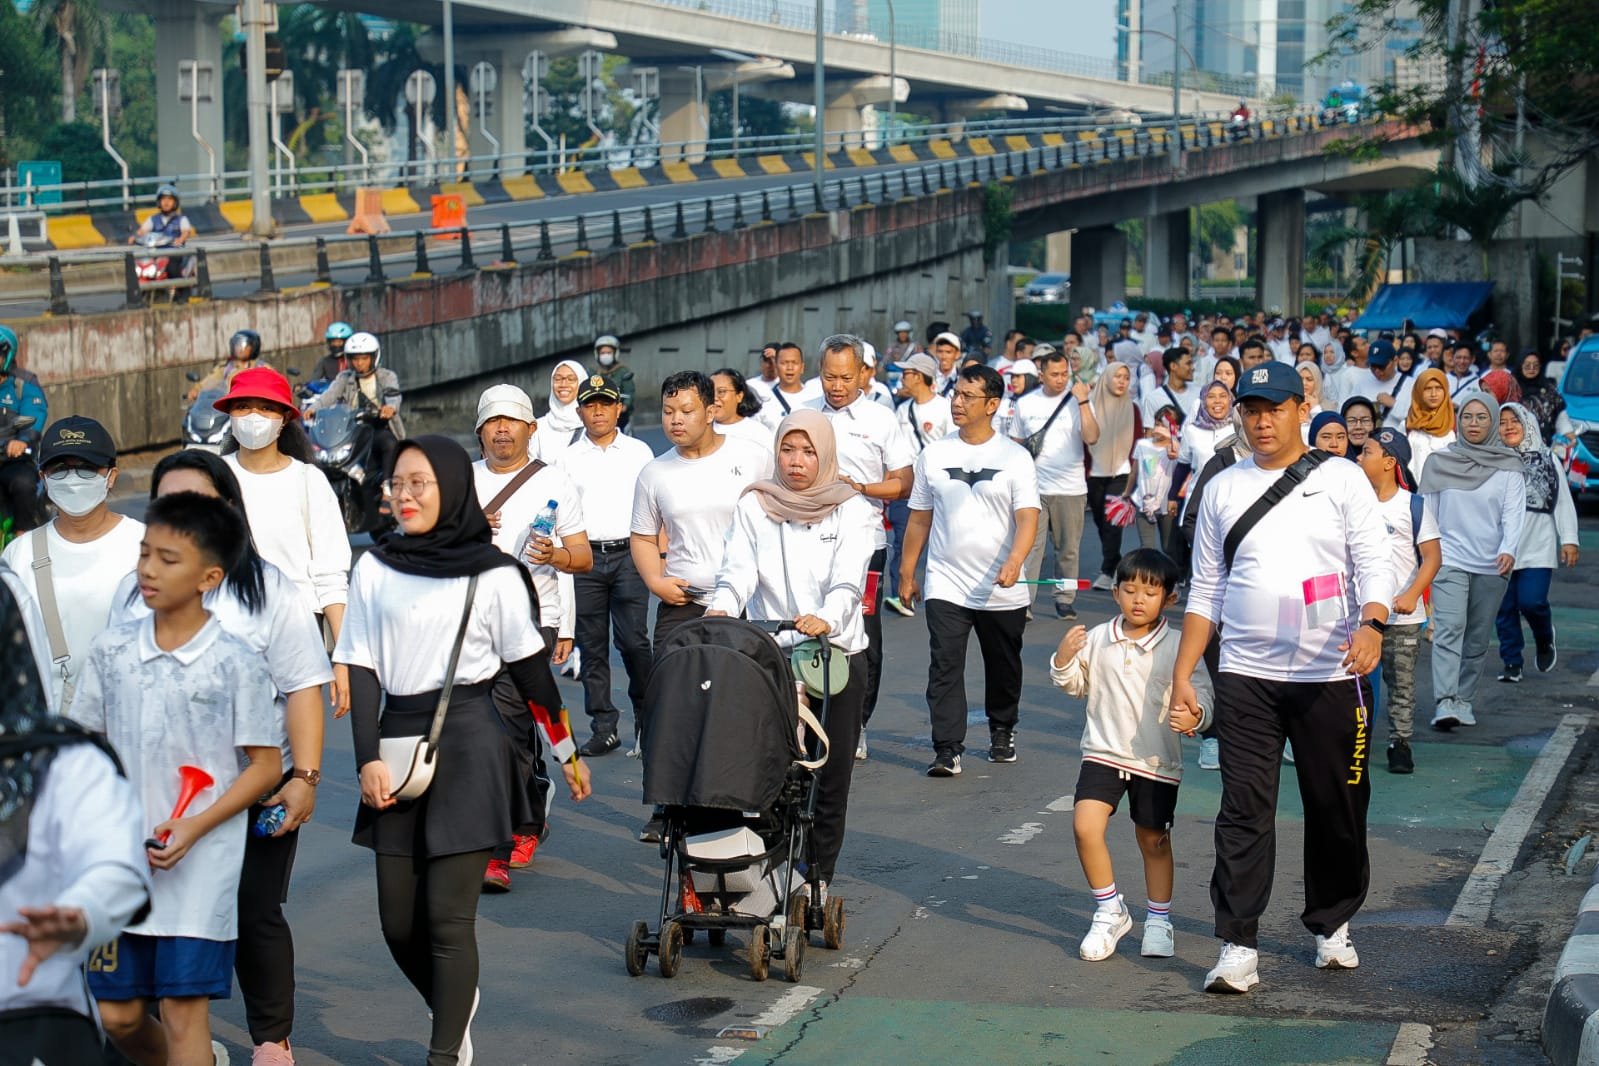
[1418,391,1526,493]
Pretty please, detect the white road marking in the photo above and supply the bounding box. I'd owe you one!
[692,986,822,1064]
[1386,1022,1433,1065]
[1045,795,1075,812]
[999,821,1046,845]
[1586,664,1599,687]
[1448,713,1591,926]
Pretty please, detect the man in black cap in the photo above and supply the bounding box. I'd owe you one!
[0,417,146,711]
[1169,360,1395,995]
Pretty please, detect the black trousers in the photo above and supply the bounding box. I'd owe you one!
[924,599,1027,755]
[0,456,45,533]
[235,788,300,1045]
[374,849,490,1066]
[1210,671,1372,948]
[573,546,652,738]
[489,639,554,862]
[861,546,887,726]
[1085,474,1130,578]
[809,652,867,883]
[0,1007,101,1066]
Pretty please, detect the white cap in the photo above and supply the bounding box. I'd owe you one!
[933,331,963,350]
[1008,358,1039,376]
[893,320,911,333]
[475,384,536,430]
[1426,327,1449,339]
[861,341,878,368]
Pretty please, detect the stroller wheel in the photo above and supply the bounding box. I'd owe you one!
[749,925,771,982]
[788,891,810,938]
[823,897,846,950]
[659,920,684,978]
[708,928,727,947]
[782,922,806,982]
[624,920,650,977]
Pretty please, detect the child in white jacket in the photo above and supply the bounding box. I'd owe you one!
[1051,548,1214,962]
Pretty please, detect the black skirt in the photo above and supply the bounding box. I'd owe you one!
[352,680,535,858]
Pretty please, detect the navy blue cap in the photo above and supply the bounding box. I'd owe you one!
[1373,427,1418,488]
[37,416,116,469]
[1368,339,1398,367]
[1234,360,1304,404]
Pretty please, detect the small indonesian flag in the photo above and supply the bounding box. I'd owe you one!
[530,701,579,765]
[1570,458,1589,491]
[1104,495,1136,528]
[1302,573,1347,628]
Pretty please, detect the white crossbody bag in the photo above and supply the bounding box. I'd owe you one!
[379,574,478,802]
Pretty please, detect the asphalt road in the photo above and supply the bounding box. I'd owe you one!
[100,471,1599,1065]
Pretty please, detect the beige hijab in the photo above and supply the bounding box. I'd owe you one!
[744,409,857,524]
[1086,363,1135,472]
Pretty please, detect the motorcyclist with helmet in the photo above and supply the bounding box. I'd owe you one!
[960,310,993,359]
[305,330,405,475]
[0,324,48,536]
[592,333,635,430]
[128,183,196,275]
[187,329,266,403]
[313,321,355,383]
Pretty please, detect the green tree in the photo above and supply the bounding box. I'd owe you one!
[107,12,157,177]
[35,121,120,183]
[31,0,107,125]
[0,0,59,166]
[707,90,789,142]
[1308,186,1446,304]
[1192,200,1243,269]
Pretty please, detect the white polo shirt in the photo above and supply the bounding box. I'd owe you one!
[556,430,656,542]
[806,391,915,551]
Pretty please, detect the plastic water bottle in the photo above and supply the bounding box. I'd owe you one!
[252,804,286,838]
[530,499,558,539]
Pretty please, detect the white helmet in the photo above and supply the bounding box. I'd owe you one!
[346,331,381,365]
[893,320,912,333]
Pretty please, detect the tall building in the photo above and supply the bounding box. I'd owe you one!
[865,0,980,49]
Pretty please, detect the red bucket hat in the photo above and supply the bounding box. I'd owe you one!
[213,366,299,419]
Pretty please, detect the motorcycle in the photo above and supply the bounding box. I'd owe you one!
[182,377,231,453]
[1229,113,1251,142]
[306,389,399,535]
[133,231,189,303]
[0,410,40,548]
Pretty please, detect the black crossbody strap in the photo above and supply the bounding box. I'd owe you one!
[1038,391,1073,436]
[427,574,480,748]
[1221,450,1332,572]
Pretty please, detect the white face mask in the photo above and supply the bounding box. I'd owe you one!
[597,351,616,367]
[230,412,284,450]
[46,473,109,516]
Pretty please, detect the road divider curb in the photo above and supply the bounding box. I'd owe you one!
[1545,859,1599,1064]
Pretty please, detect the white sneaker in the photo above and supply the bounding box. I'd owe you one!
[212,1041,232,1066]
[459,987,481,1065]
[1141,917,1175,957]
[559,648,581,678]
[1091,573,1114,591]
[1431,703,1461,730]
[1198,737,1220,770]
[855,730,868,761]
[1205,942,1260,993]
[1315,924,1359,969]
[1455,705,1476,727]
[1283,740,1295,764]
[1078,903,1133,961]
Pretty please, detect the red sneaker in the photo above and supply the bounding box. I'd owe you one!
[509,833,540,869]
[482,858,512,893]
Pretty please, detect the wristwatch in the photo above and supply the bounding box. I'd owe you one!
[1363,617,1389,635]
[291,768,322,787]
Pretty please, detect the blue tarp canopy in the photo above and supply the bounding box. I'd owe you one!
[1353,282,1494,330]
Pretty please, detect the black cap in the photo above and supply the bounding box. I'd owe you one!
[37,416,116,469]
[576,373,622,405]
[1234,361,1305,404]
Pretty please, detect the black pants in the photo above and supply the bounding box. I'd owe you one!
[1210,671,1371,948]
[0,456,45,533]
[573,546,652,738]
[861,546,886,726]
[489,641,554,862]
[925,599,1027,755]
[375,849,491,1066]
[0,1007,101,1066]
[235,789,300,1045]
[370,423,399,482]
[809,652,868,883]
[1086,474,1130,578]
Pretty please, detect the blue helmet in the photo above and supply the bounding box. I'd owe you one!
[325,321,354,342]
[0,324,16,374]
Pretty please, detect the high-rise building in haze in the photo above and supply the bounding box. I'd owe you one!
[866,0,980,47]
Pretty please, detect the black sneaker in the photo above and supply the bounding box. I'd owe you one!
[579,731,621,757]
[990,728,1018,763]
[1387,740,1414,775]
[1498,664,1523,683]
[638,816,666,843]
[1055,602,1077,620]
[926,751,962,777]
[1536,641,1557,673]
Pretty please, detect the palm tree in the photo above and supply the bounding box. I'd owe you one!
[1309,185,1443,305]
[32,0,106,124]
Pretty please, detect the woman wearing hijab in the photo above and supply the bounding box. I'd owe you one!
[1494,403,1579,682]
[1319,342,1348,408]
[1341,396,1379,454]
[1296,363,1326,439]
[1309,411,1350,457]
[1478,367,1521,407]
[707,410,876,893]
[1421,392,1527,731]
[537,359,588,465]
[1403,368,1456,480]
[1513,350,1569,444]
[0,575,149,1062]
[1085,363,1141,590]
[1172,380,1234,503]
[336,436,591,1065]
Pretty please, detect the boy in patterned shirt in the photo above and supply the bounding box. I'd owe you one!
[68,492,280,1066]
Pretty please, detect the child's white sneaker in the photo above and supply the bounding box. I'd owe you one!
[1140,917,1175,957]
[1204,942,1259,993]
[212,1041,232,1066]
[1078,902,1132,961]
[1315,923,1359,969]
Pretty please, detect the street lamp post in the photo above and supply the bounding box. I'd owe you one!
[885,0,896,142]
[1170,0,1182,174]
[443,0,457,177]
[242,0,273,235]
[813,0,825,202]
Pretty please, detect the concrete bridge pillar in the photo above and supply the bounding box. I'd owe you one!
[1070,226,1128,315]
[1045,231,1072,277]
[152,0,228,199]
[658,68,708,163]
[1256,189,1306,315]
[457,41,528,175]
[1144,210,1191,301]
[823,77,906,149]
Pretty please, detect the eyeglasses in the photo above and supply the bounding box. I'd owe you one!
[1343,415,1374,427]
[44,465,102,481]
[381,476,437,499]
[952,389,992,404]
[1459,411,1492,425]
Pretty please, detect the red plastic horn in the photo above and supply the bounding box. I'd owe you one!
[148,764,215,847]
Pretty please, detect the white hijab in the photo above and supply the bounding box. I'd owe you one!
[541,358,587,434]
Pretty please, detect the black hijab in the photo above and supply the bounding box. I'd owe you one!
[1516,349,1552,402]
[370,435,522,579]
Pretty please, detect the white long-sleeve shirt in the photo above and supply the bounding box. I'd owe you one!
[1050,617,1213,785]
[224,455,351,611]
[1514,464,1579,570]
[0,745,150,1019]
[1427,468,1526,574]
[1187,454,1397,681]
[708,494,878,654]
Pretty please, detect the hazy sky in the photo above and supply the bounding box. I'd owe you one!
[982,0,1116,60]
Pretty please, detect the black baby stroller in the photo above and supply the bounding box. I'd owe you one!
[623,616,844,982]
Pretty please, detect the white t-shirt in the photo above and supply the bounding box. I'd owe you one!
[334,556,545,695]
[472,460,585,632]
[68,616,279,941]
[909,433,1041,610]
[1177,421,1231,479]
[223,455,351,611]
[556,431,656,542]
[1373,489,1441,626]
[1338,367,1382,404]
[1380,375,1417,431]
[109,562,332,768]
[1428,468,1526,574]
[757,382,822,429]
[1140,380,1200,427]
[1187,455,1396,681]
[631,437,775,604]
[806,392,915,550]
[1,516,146,709]
[898,396,953,455]
[1008,388,1087,496]
[716,417,775,449]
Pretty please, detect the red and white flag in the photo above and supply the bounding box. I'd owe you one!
[1302,573,1347,628]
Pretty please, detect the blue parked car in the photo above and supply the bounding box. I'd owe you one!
[1557,335,1599,494]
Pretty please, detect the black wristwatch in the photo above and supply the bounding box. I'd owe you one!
[1363,617,1389,635]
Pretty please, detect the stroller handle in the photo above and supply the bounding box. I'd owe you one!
[747,619,832,659]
